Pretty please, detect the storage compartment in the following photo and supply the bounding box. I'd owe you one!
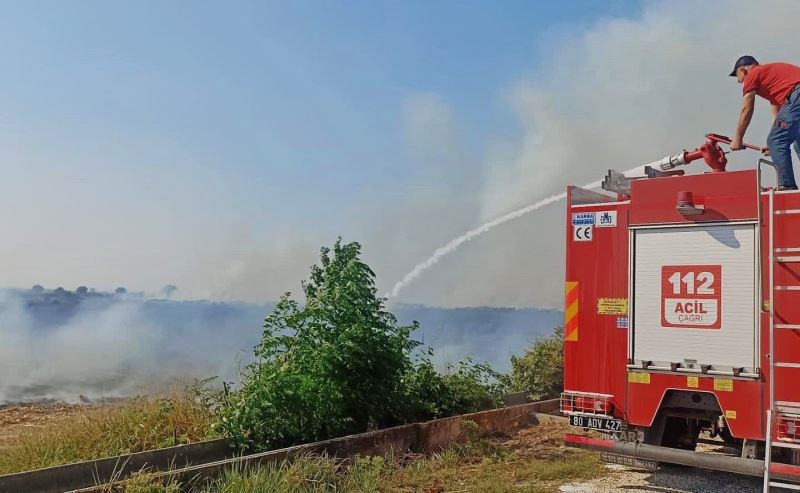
[631,223,758,373]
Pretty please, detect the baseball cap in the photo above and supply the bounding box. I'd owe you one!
[729,55,759,76]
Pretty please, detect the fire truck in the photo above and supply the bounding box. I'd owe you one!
[561,134,800,491]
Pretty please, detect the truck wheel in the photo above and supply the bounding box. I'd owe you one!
[660,417,700,451]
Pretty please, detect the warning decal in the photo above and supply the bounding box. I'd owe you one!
[628,372,651,384]
[714,378,734,392]
[661,265,722,329]
[565,282,579,342]
[598,297,628,315]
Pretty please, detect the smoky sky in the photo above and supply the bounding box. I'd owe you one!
[1,1,798,310]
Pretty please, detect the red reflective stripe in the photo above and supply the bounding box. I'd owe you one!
[772,462,800,477]
[566,284,579,306]
[564,434,615,449]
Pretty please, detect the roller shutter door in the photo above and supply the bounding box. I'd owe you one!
[632,224,757,371]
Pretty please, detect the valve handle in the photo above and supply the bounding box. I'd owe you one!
[706,133,766,153]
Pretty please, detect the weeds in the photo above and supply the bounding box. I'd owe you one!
[0,393,217,474]
[187,422,601,492]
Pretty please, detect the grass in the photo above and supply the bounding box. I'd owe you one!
[193,448,602,493]
[0,395,604,492]
[0,393,218,475]
[114,421,604,493]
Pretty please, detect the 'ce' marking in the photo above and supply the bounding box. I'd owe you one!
[574,226,592,241]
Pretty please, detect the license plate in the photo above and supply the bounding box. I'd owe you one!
[570,414,622,432]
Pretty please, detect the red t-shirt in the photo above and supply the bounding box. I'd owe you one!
[742,62,800,106]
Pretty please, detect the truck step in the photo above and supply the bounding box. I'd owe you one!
[776,324,800,329]
[776,257,800,263]
[776,248,800,253]
[776,286,800,291]
[769,481,800,490]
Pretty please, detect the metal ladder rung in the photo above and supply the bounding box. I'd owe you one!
[776,324,800,329]
[769,481,800,490]
[775,209,800,215]
[777,401,800,408]
[777,256,800,263]
[776,286,800,291]
[773,441,800,450]
[776,248,800,253]
[776,362,800,368]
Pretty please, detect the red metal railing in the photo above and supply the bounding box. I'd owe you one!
[560,391,613,416]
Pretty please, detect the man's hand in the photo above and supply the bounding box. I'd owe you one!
[730,137,745,151]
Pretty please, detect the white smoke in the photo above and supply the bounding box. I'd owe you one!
[387,166,657,298]
[383,0,800,307]
[0,290,263,403]
[387,189,578,299]
[2,0,799,310]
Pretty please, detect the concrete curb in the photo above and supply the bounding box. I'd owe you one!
[0,399,559,493]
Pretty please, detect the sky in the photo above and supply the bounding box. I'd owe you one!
[1,0,797,308]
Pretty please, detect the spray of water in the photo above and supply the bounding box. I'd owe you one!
[387,166,647,299]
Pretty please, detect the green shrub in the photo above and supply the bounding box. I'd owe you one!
[210,239,505,452]
[212,239,419,450]
[398,359,504,422]
[509,327,563,400]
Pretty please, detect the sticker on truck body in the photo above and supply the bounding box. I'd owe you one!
[661,265,722,329]
[565,282,579,342]
[572,212,595,225]
[573,225,593,241]
[595,211,617,227]
[598,297,628,315]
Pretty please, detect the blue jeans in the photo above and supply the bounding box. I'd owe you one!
[767,86,800,189]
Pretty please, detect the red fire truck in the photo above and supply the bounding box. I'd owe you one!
[561,134,800,490]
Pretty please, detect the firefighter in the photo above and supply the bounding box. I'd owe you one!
[730,55,800,190]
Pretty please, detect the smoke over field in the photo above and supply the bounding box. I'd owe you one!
[0,289,266,403]
[0,288,560,404]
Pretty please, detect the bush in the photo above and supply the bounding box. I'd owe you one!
[213,239,418,450]
[211,239,505,451]
[509,327,563,400]
[397,359,504,423]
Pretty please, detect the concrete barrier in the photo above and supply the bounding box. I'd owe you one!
[0,439,230,493]
[77,399,561,492]
[0,399,560,493]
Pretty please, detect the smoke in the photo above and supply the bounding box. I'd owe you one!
[0,290,265,403]
[2,1,799,311]
[388,165,661,298]
[387,186,586,299]
[381,0,800,307]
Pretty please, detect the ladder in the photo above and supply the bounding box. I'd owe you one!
[762,158,800,492]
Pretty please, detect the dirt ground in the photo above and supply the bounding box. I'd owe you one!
[488,419,763,492]
[556,432,763,493]
[0,402,91,450]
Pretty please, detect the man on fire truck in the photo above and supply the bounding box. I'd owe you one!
[730,55,800,190]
